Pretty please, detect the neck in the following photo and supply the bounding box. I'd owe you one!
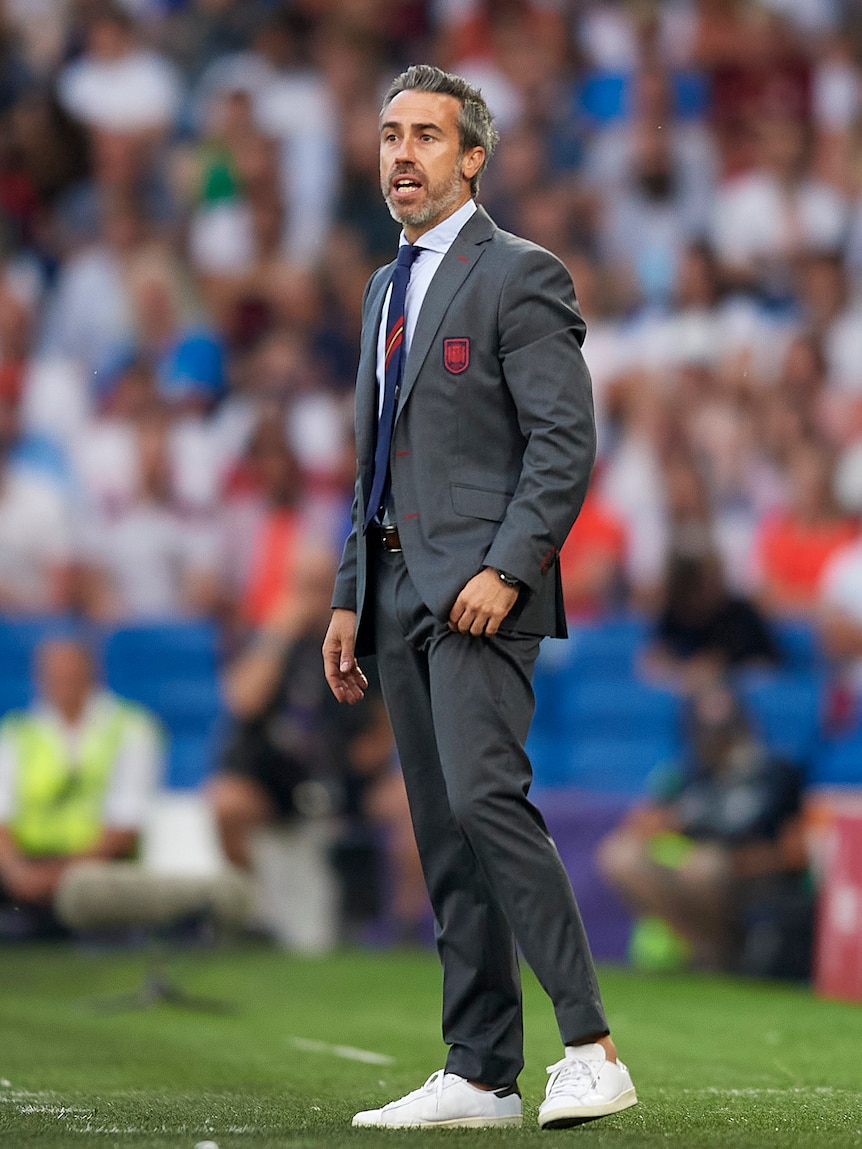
[58,701,87,725]
[403,195,474,243]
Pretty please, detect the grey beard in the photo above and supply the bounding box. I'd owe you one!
[382,166,464,229]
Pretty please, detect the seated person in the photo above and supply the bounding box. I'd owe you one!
[755,441,859,615]
[0,637,161,938]
[642,539,781,688]
[597,679,812,977]
[208,542,427,942]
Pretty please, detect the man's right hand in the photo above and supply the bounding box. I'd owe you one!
[322,608,368,704]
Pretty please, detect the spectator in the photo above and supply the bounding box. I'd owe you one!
[597,679,812,977]
[76,414,221,621]
[209,542,426,942]
[37,199,147,376]
[599,375,674,607]
[193,12,338,268]
[754,438,859,613]
[57,3,182,136]
[219,412,306,629]
[70,355,159,513]
[710,114,848,298]
[0,0,861,945]
[558,482,628,619]
[0,393,74,614]
[581,60,717,213]
[0,636,161,938]
[643,539,781,688]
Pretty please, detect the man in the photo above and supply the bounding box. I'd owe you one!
[322,65,637,1130]
[209,541,426,943]
[597,679,810,977]
[0,637,161,937]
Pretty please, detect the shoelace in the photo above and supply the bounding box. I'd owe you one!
[544,1056,600,1101]
[382,1070,450,1113]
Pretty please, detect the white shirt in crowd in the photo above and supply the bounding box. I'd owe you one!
[57,47,182,132]
[0,469,72,611]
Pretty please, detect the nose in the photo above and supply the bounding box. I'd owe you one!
[394,135,417,164]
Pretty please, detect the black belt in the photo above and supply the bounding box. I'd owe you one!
[375,522,402,552]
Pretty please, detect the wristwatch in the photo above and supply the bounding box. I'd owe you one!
[495,568,521,589]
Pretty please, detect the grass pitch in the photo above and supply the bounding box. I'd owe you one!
[0,942,860,1148]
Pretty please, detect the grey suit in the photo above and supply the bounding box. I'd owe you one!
[333,206,608,1085]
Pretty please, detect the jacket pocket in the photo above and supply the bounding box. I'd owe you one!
[450,483,513,522]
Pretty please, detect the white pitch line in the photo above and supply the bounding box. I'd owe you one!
[287,1036,394,1065]
[674,1087,843,1096]
[0,1090,263,1136]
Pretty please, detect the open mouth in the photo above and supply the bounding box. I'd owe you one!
[391,176,423,197]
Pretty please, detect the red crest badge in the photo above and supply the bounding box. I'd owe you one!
[443,338,470,375]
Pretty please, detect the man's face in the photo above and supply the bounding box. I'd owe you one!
[38,642,94,719]
[379,89,483,237]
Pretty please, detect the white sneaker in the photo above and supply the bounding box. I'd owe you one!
[538,1043,637,1129]
[352,1070,523,1128]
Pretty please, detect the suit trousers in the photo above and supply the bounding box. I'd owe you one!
[373,545,608,1086]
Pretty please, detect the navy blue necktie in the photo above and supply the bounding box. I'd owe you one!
[364,243,421,529]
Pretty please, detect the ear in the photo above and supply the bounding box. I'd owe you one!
[461,146,485,181]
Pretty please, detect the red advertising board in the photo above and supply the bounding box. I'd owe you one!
[815,813,862,1002]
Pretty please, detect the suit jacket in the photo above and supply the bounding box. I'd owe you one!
[332,205,597,653]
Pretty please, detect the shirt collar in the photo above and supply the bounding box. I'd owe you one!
[399,198,478,257]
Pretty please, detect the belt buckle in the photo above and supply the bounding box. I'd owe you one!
[380,523,402,553]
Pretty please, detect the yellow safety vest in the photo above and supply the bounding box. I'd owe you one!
[5,701,147,857]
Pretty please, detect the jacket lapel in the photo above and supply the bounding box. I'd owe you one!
[355,266,393,490]
[396,206,496,419]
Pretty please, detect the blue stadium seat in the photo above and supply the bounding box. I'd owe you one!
[737,673,824,764]
[565,736,680,794]
[560,679,681,741]
[810,737,862,787]
[102,622,224,788]
[165,729,222,789]
[0,675,32,714]
[574,69,709,126]
[118,678,222,737]
[531,640,571,738]
[531,620,653,744]
[103,622,219,687]
[566,615,650,680]
[772,618,822,672]
[0,616,69,654]
[526,729,576,789]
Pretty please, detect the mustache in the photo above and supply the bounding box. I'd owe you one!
[388,164,424,181]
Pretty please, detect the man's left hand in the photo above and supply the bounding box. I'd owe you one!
[449,568,519,636]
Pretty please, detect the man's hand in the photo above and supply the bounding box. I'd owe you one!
[449,568,519,636]
[322,608,368,703]
[3,857,65,904]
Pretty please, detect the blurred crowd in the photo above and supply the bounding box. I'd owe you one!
[2,0,862,648]
[6,0,862,961]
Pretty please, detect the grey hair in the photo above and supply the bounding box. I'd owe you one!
[381,64,499,197]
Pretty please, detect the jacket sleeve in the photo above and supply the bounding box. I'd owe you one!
[482,246,596,592]
[331,479,360,611]
[330,268,381,612]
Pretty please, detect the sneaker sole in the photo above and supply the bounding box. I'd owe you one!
[538,1088,638,1129]
[353,1115,523,1129]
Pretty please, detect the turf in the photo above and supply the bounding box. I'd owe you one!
[0,943,859,1148]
